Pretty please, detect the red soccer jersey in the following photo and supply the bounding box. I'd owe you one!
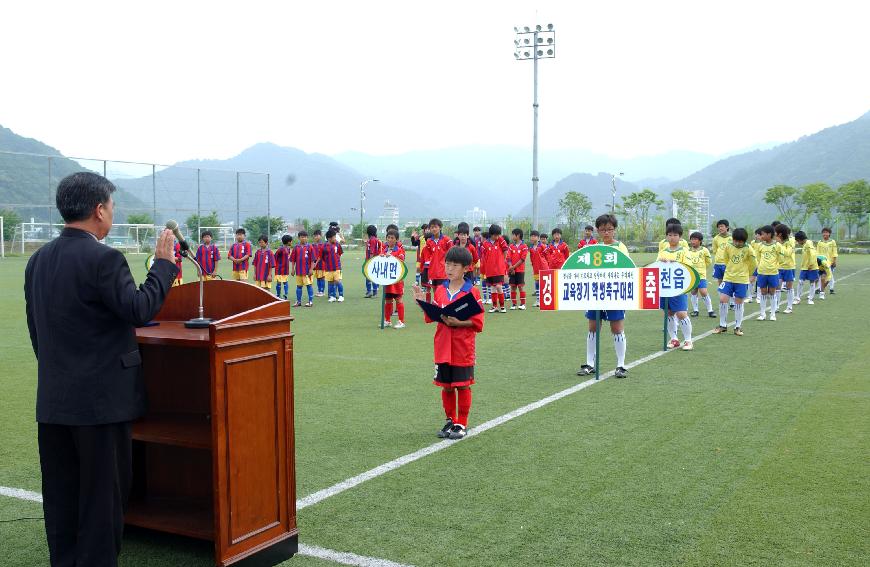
[383,244,406,295]
[480,236,509,276]
[547,240,570,269]
[419,242,432,267]
[173,242,183,280]
[366,236,384,260]
[528,242,546,274]
[290,243,315,275]
[311,241,324,269]
[508,241,529,273]
[425,234,453,280]
[195,243,220,275]
[577,237,598,249]
[455,240,478,273]
[228,241,252,272]
[252,248,275,282]
[274,246,291,276]
[424,281,484,367]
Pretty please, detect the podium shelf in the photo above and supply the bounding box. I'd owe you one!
[126,497,214,541]
[136,321,210,346]
[132,413,212,449]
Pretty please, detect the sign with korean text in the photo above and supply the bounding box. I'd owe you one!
[363,255,407,285]
[646,261,700,297]
[539,245,659,311]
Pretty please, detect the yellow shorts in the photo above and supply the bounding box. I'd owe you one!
[232,270,248,281]
[534,273,540,281]
[324,270,342,282]
[172,278,183,287]
[275,275,288,283]
[314,269,324,279]
[295,275,312,286]
[203,274,217,281]
[256,280,271,289]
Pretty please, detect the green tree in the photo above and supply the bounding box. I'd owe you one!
[243,216,287,240]
[558,191,593,242]
[617,189,663,241]
[670,189,698,227]
[125,213,155,246]
[796,182,837,229]
[836,179,870,239]
[0,208,22,242]
[185,211,222,237]
[763,185,804,228]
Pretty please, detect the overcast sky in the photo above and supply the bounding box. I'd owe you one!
[2,0,868,165]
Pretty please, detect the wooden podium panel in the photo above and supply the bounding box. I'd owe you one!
[129,280,297,566]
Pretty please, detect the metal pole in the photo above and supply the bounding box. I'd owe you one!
[359,181,364,239]
[152,164,157,226]
[266,173,271,240]
[594,310,601,380]
[663,297,669,351]
[531,30,540,232]
[47,157,53,235]
[236,172,240,229]
[1,216,5,258]
[196,168,201,238]
[103,160,107,178]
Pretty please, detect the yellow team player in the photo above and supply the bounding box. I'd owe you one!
[685,231,715,317]
[712,219,732,285]
[658,217,689,252]
[794,231,819,305]
[816,227,838,295]
[754,225,784,321]
[712,228,757,336]
[817,255,833,298]
[747,228,763,303]
[773,223,797,313]
[657,223,694,350]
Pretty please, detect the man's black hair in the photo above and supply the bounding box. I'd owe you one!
[595,214,618,229]
[666,223,683,236]
[445,246,473,267]
[281,234,292,245]
[55,172,116,223]
[732,228,749,242]
[512,227,523,239]
[366,225,377,237]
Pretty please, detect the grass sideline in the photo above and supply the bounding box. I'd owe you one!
[1,251,868,566]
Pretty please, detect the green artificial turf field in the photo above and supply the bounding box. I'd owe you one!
[1,249,868,566]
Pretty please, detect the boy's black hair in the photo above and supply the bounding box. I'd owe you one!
[428,218,443,228]
[512,227,523,239]
[420,223,428,230]
[473,226,481,232]
[481,231,490,239]
[759,225,774,236]
[488,223,502,236]
[258,234,268,244]
[235,228,246,235]
[774,224,791,239]
[821,227,832,234]
[281,234,292,245]
[329,221,339,227]
[595,213,618,229]
[817,257,824,267]
[665,217,681,226]
[386,223,398,232]
[689,231,703,243]
[201,230,213,239]
[445,246,473,268]
[298,230,308,238]
[771,220,781,227]
[366,224,377,237]
[794,230,807,242]
[551,227,562,236]
[732,228,749,242]
[325,229,337,240]
[386,229,400,239]
[312,228,322,236]
[457,225,470,235]
[584,225,594,231]
[754,227,763,235]
[716,219,730,228]
[530,229,540,237]
[666,223,683,236]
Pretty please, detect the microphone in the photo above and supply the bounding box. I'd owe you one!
[165,220,190,251]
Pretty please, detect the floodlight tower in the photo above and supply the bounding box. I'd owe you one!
[611,172,624,213]
[514,23,555,231]
[359,178,379,236]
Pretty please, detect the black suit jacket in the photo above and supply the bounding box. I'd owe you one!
[25,227,178,425]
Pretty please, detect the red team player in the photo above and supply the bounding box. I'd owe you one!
[480,223,510,313]
[456,226,479,281]
[364,225,385,298]
[546,228,571,269]
[382,229,407,328]
[507,228,529,310]
[274,235,292,299]
[194,230,220,280]
[423,218,453,300]
[413,246,484,440]
[173,240,184,286]
[528,230,548,306]
[252,235,275,289]
[577,225,598,248]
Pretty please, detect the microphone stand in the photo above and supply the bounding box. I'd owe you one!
[181,249,213,328]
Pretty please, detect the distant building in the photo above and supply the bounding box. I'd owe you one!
[465,206,487,228]
[376,200,400,235]
[673,190,710,232]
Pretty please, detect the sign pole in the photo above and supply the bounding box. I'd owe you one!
[662,297,669,351]
[594,310,601,381]
[380,285,386,329]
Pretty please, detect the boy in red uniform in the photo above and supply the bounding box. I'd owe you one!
[290,230,315,307]
[547,228,570,269]
[424,218,453,299]
[274,235,292,299]
[480,223,509,313]
[508,228,529,310]
[577,225,598,248]
[311,229,326,297]
[456,226,479,281]
[383,229,407,328]
[228,228,252,281]
[528,230,546,306]
[478,230,490,304]
[173,240,184,286]
[321,229,345,302]
[413,246,484,440]
[252,235,275,290]
[364,225,384,298]
[194,230,220,281]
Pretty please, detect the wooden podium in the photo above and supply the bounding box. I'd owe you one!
[128,279,297,566]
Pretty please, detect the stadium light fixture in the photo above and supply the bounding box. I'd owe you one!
[359,178,379,233]
[611,172,625,213]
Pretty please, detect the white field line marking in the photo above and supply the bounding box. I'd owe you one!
[297,265,870,510]
[0,486,42,502]
[297,544,415,567]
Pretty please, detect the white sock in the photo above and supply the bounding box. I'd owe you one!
[808,283,815,301]
[758,294,767,313]
[796,280,803,297]
[586,331,596,367]
[735,303,745,327]
[771,292,779,313]
[787,288,794,308]
[719,303,728,327]
[830,270,835,290]
[679,317,692,342]
[704,294,713,312]
[667,315,678,340]
[613,332,626,367]
[777,289,783,306]
[691,293,699,312]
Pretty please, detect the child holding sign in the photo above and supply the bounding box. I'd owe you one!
[578,214,631,379]
[413,246,484,440]
[383,229,407,328]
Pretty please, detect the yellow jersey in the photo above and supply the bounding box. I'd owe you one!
[603,240,631,257]
[658,238,688,252]
[657,246,687,263]
[712,233,732,264]
[756,241,783,275]
[776,238,795,269]
[799,240,818,270]
[816,239,838,261]
[722,242,757,284]
[817,255,832,279]
[684,246,712,280]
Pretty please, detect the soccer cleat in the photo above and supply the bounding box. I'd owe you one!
[337,296,345,302]
[518,305,526,310]
[708,311,716,318]
[681,340,694,351]
[829,289,835,295]
[484,299,492,305]
[746,297,753,303]
[783,307,793,314]
[510,305,517,310]
[793,297,801,304]
[394,321,406,329]
[819,292,825,300]
[615,367,628,378]
[328,296,337,302]
[668,338,681,349]
[691,310,699,317]
[304,302,313,307]
[577,364,595,376]
[500,307,507,313]
[734,327,744,336]
[489,307,498,313]
[712,326,728,334]
[807,299,814,305]
[770,313,777,321]
[757,314,767,321]
[383,320,391,327]
[292,301,302,307]
[437,419,454,438]
[448,424,467,440]
[534,300,540,307]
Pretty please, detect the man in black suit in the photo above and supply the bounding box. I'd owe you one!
[24,172,179,567]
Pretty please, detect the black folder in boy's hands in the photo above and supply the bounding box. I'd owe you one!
[416,292,483,322]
